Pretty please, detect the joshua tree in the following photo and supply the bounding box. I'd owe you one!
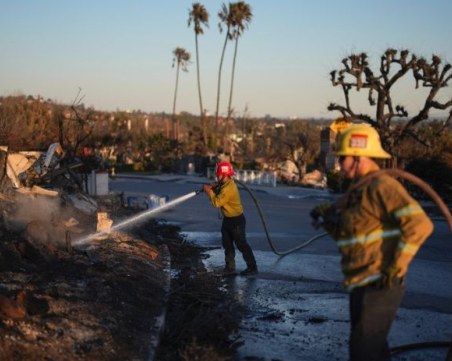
[188,2,209,150]
[172,47,191,140]
[328,49,452,166]
[226,1,252,123]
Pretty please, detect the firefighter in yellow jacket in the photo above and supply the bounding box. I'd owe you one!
[203,161,258,276]
[311,124,433,361]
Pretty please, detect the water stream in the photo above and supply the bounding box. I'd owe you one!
[72,191,199,247]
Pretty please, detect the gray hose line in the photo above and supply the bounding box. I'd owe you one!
[235,179,329,256]
[390,341,452,356]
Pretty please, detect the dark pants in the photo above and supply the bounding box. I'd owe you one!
[221,214,256,270]
[349,280,405,361]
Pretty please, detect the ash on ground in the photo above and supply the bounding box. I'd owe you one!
[0,190,242,361]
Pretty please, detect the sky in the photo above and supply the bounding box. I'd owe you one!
[1,0,452,119]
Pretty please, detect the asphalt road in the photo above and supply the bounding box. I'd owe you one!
[110,174,452,361]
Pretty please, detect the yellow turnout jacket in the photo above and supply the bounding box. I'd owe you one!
[207,178,243,218]
[333,172,433,291]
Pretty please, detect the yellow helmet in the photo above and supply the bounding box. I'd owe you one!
[335,124,391,158]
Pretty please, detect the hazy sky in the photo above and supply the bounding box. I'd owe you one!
[1,0,452,119]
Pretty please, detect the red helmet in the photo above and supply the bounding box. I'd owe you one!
[216,161,235,177]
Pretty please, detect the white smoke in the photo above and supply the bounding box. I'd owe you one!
[13,195,61,227]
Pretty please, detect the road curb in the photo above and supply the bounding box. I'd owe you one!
[147,243,171,361]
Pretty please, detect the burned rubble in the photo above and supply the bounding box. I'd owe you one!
[0,144,242,360]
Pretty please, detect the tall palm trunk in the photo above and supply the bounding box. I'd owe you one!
[172,61,181,140]
[227,37,239,121]
[171,47,190,142]
[188,3,209,152]
[194,35,207,150]
[225,37,239,154]
[215,33,229,150]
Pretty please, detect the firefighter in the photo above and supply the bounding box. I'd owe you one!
[203,161,258,276]
[311,124,434,361]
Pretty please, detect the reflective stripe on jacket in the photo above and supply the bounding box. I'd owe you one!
[334,173,433,291]
[207,178,243,218]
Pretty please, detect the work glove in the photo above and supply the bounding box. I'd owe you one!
[202,184,212,193]
[211,182,223,195]
[310,203,332,221]
[310,203,338,232]
[381,265,401,288]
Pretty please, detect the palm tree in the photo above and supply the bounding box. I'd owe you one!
[215,3,235,149]
[172,47,191,140]
[226,2,252,123]
[188,3,209,150]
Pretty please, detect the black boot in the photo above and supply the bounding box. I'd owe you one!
[223,267,237,276]
[240,266,258,276]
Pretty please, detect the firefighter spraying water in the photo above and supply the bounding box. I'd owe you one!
[201,161,258,276]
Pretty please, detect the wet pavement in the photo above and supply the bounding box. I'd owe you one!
[111,174,452,361]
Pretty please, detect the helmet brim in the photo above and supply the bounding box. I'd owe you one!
[335,149,391,158]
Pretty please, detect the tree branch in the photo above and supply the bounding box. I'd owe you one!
[329,49,452,158]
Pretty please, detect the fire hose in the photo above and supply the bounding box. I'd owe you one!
[235,179,329,256]
[235,169,452,359]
